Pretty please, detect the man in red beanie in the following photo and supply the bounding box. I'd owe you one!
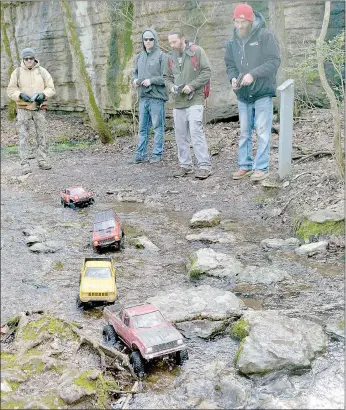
[225,3,280,181]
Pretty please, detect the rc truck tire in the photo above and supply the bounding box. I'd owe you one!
[176,349,189,365]
[103,324,118,346]
[130,350,145,377]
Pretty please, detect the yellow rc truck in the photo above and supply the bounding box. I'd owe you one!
[77,257,117,308]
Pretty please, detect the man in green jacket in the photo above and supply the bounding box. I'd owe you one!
[164,29,212,179]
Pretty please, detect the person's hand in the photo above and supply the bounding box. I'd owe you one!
[34,93,45,105]
[19,92,32,102]
[240,73,254,86]
[171,85,179,94]
[133,79,139,87]
[141,79,151,87]
[231,78,240,90]
[182,85,192,94]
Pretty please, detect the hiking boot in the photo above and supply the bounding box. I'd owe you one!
[172,167,193,178]
[195,168,211,180]
[21,164,32,175]
[232,169,253,180]
[127,158,148,164]
[250,170,269,181]
[149,156,162,164]
[38,161,52,170]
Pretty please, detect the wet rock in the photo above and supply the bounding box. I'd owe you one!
[261,237,300,250]
[17,173,33,183]
[131,236,159,251]
[235,311,327,375]
[1,379,12,392]
[177,319,227,339]
[87,369,101,380]
[236,265,292,285]
[190,208,221,228]
[117,191,144,203]
[22,227,47,237]
[29,243,52,253]
[187,248,244,279]
[44,240,63,252]
[305,201,344,223]
[295,241,328,256]
[147,284,245,322]
[325,321,345,341]
[58,370,96,405]
[25,235,41,245]
[186,229,236,244]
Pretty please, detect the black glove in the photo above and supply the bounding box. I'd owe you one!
[19,93,32,102]
[34,93,46,105]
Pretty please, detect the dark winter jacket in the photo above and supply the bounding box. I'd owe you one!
[224,11,281,103]
[163,41,211,108]
[132,28,168,101]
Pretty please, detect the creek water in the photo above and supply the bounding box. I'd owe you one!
[1,176,344,409]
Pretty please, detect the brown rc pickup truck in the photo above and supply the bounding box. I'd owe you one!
[103,303,188,377]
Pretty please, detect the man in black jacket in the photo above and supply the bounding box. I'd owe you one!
[225,4,280,181]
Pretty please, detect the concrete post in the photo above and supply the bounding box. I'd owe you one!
[277,79,294,180]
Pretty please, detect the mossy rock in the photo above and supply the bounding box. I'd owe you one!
[187,255,206,280]
[230,319,250,341]
[295,217,345,241]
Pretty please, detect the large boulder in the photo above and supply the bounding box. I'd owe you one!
[189,209,221,228]
[147,285,245,322]
[187,248,244,279]
[233,311,327,375]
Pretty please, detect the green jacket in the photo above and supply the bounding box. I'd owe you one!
[164,41,211,108]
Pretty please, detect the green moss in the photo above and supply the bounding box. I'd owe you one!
[1,398,26,410]
[107,1,133,108]
[146,374,160,383]
[188,256,205,279]
[337,320,345,329]
[54,261,64,271]
[73,370,97,392]
[21,356,46,374]
[214,384,221,391]
[1,145,18,156]
[1,6,16,121]
[61,0,112,144]
[295,217,345,241]
[230,319,250,341]
[20,315,77,342]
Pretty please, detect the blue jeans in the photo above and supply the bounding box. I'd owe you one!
[136,98,165,161]
[237,96,273,172]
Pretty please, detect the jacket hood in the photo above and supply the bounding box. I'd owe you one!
[20,59,40,70]
[141,28,159,52]
[233,10,265,40]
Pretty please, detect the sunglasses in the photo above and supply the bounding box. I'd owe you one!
[24,57,34,61]
[143,38,154,42]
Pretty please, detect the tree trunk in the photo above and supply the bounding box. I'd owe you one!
[268,0,289,121]
[316,1,344,179]
[60,0,113,144]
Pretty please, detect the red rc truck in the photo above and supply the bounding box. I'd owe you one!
[60,186,94,209]
[103,303,189,377]
[92,210,125,252]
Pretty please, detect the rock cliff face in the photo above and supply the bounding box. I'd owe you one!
[1,1,344,120]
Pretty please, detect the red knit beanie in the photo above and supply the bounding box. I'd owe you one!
[233,4,254,21]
